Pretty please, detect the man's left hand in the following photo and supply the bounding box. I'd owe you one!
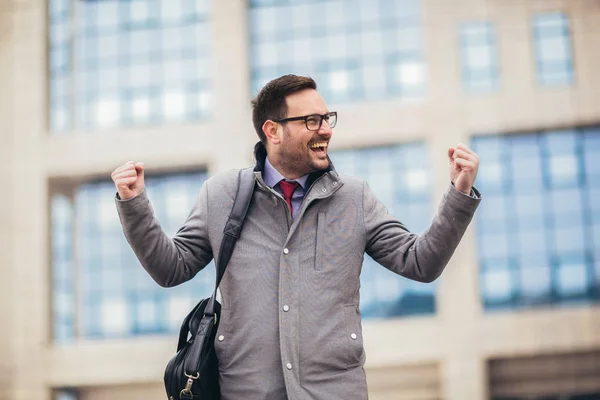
[448,143,480,195]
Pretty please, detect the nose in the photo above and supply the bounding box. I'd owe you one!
[318,119,333,138]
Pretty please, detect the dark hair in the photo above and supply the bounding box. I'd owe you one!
[251,74,317,144]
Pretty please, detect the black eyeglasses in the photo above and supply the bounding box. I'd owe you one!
[274,112,337,131]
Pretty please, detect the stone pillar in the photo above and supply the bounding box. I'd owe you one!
[210,0,255,174]
[3,1,50,399]
[428,120,482,323]
[0,1,17,396]
[443,353,488,400]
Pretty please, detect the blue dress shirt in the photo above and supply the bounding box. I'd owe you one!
[262,157,309,221]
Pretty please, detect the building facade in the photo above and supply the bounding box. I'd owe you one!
[1,0,599,399]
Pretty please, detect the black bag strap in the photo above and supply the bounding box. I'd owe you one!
[177,167,255,382]
[178,167,256,351]
[204,167,256,316]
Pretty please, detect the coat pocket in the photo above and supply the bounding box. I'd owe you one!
[214,307,233,372]
[299,304,364,375]
[344,304,365,369]
[315,212,327,271]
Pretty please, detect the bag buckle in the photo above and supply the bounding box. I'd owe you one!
[180,371,199,399]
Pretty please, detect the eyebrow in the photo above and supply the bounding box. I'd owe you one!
[299,111,330,116]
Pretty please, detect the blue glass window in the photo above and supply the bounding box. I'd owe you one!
[249,0,425,103]
[51,171,214,340]
[472,126,600,310]
[51,195,76,343]
[459,21,498,92]
[330,143,435,318]
[532,12,574,86]
[48,0,71,133]
[48,0,213,133]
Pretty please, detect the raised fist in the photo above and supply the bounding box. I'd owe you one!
[448,143,479,195]
[111,161,145,200]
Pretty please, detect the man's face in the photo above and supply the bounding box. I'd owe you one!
[277,89,333,177]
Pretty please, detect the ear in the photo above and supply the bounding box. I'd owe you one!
[262,120,282,145]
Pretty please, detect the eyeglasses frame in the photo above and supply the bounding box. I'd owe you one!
[273,111,337,131]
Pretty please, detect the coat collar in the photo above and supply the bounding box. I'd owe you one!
[252,142,343,240]
[263,156,309,190]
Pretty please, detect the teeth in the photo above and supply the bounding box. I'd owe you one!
[309,142,328,149]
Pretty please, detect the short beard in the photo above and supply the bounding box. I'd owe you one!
[278,126,329,178]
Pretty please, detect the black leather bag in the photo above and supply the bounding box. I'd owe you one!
[164,167,255,399]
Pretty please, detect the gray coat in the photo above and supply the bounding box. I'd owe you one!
[116,152,480,400]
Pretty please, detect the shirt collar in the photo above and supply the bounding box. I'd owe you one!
[263,156,309,189]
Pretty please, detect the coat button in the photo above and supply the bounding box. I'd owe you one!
[286,363,292,370]
[283,305,290,312]
[283,248,289,255]
[333,181,338,186]
[350,333,357,340]
[321,188,327,193]
[218,335,225,341]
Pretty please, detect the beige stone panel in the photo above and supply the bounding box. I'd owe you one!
[368,388,440,400]
[0,0,16,397]
[207,0,254,173]
[477,307,600,357]
[429,126,483,325]
[46,123,220,180]
[8,0,50,399]
[362,318,444,368]
[327,101,430,152]
[366,363,441,399]
[568,2,600,122]
[441,354,487,400]
[422,0,463,104]
[80,383,164,400]
[46,337,174,387]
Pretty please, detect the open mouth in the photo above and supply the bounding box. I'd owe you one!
[309,141,328,154]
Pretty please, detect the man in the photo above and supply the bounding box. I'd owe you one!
[112,74,481,399]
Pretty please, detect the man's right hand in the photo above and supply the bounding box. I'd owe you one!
[111,161,145,200]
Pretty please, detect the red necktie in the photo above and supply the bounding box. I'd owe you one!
[279,180,300,215]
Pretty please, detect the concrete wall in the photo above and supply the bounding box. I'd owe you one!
[0,0,16,396]
[1,0,50,399]
[1,0,599,399]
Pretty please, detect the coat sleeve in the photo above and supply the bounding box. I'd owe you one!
[363,181,481,283]
[115,182,213,287]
